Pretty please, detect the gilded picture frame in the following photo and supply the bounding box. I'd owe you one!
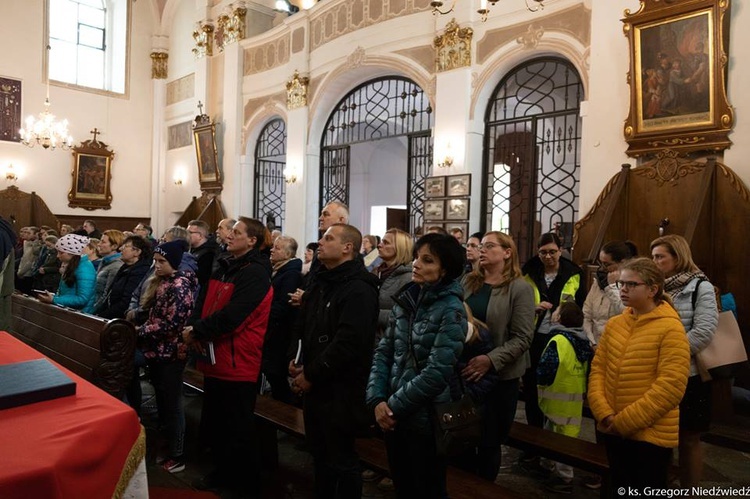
[623,0,732,157]
[193,121,222,191]
[68,138,114,210]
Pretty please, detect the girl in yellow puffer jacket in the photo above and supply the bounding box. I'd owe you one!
[588,257,690,492]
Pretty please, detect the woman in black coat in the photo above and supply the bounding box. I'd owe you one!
[96,235,152,320]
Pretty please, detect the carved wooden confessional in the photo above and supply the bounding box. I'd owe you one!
[573,152,750,408]
[0,186,59,233]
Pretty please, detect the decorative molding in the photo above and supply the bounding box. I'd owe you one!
[150,52,168,79]
[166,73,195,106]
[167,121,193,150]
[394,45,435,75]
[309,0,432,51]
[286,71,310,110]
[435,19,472,72]
[243,32,290,75]
[476,4,591,65]
[346,46,367,69]
[717,161,750,202]
[516,24,544,49]
[192,22,214,59]
[241,95,287,150]
[632,149,705,186]
[216,5,247,52]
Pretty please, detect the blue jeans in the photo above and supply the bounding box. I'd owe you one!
[149,360,186,458]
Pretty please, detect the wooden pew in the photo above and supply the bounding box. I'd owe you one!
[185,368,523,498]
[9,293,136,399]
[507,421,609,496]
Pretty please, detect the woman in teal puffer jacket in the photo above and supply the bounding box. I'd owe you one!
[367,233,467,499]
[37,234,97,314]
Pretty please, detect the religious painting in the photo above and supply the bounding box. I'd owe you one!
[68,136,114,210]
[445,198,470,221]
[623,0,732,156]
[425,176,446,198]
[447,174,471,197]
[193,122,222,191]
[0,76,22,143]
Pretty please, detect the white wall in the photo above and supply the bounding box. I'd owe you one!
[0,0,155,218]
[349,137,408,233]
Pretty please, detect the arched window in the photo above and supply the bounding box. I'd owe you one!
[483,57,583,260]
[320,77,433,233]
[254,119,287,231]
[47,0,129,94]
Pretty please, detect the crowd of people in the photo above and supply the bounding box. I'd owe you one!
[7,211,720,498]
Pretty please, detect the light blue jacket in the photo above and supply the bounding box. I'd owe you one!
[53,256,97,314]
[670,277,718,376]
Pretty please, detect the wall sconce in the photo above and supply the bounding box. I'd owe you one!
[436,155,454,169]
[173,171,185,186]
[436,142,454,169]
[283,165,298,184]
[5,164,18,183]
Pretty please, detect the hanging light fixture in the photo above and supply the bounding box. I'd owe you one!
[19,46,73,151]
[431,0,544,21]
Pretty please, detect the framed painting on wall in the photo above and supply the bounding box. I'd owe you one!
[424,200,445,221]
[193,117,222,191]
[68,137,114,210]
[623,0,732,156]
[447,174,471,197]
[425,176,446,198]
[445,198,470,221]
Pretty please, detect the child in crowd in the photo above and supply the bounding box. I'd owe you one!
[537,300,593,494]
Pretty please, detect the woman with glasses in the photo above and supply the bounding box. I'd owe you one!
[583,241,638,349]
[96,235,153,320]
[650,235,718,489]
[461,231,535,480]
[589,257,690,491]
[520,232,585,444]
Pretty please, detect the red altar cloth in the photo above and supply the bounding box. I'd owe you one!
[0,331,141,499]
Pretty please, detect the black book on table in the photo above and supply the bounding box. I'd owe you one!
[0,358,77,410]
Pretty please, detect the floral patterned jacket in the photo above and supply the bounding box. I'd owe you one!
[138,270,199,363]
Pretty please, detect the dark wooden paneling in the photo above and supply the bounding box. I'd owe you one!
[55,215,149,234]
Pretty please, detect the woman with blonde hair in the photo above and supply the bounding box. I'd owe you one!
[650,234,717,488]
[461,231,535,480]
[589,257,690,491]
[373,228,414,339]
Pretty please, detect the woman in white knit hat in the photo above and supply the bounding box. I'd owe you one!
[37,233,97,313]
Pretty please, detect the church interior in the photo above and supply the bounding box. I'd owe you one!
[1,0,749,497]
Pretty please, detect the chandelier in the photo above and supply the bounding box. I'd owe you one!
[431,0,545,21]
[19,63,73,150]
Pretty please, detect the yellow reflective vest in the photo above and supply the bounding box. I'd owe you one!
[537,334,588,437]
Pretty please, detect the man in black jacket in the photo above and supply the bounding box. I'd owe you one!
[289,223,378,499]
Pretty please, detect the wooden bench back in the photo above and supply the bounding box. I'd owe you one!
[9,293,135,398]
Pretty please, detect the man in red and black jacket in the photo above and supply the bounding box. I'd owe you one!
[183,216,272,498]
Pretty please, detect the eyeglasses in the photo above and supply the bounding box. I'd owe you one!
[478,242,503,251]
[615,280,648,290]
[466,243,479,249]
[539,249,559,257]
